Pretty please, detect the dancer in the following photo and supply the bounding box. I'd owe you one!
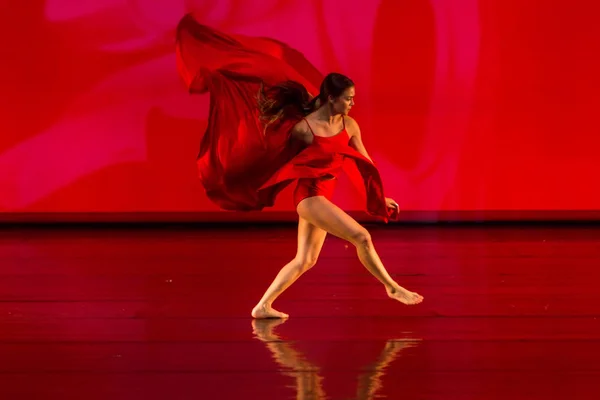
[175,14,423,319]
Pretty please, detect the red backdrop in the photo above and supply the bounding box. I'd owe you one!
[2,0,599,219]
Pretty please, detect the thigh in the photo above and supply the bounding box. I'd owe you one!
[296,216,328,259]
[296,196,366,242]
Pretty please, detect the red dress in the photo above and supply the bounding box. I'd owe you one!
[286,117,349,207]
[175,13,398,222]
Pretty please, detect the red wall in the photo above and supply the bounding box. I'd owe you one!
[2,1,599,219]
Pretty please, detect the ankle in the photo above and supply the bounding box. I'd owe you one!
[254,301,271,309]
[386,283,400,293]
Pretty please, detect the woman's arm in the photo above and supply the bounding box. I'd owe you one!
[346,116,373,163]
[346,116,399,213]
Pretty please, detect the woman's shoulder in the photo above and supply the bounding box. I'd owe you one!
[344,115,358,126]
[290,118,313,143]
[291,116,311,132]
[343,115,361,137]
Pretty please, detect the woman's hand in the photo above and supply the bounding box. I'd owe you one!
[385,197,399,213]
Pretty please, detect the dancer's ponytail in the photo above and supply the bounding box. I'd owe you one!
[257,80,317,127]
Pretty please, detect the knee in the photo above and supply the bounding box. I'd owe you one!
[296,253,319,272]
[350,229,372,250]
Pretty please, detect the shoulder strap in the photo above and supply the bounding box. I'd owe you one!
[303,118,315,136]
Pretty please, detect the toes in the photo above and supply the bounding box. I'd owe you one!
[267,310,289,319]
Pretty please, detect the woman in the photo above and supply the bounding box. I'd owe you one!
[175,14,423,319]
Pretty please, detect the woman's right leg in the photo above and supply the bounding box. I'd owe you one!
[296,196,423,305]
[251,217,328,319]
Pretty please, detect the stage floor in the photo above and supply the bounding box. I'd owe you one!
[1,224,599,399]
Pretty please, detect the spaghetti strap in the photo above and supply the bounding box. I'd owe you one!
[303,118,315,136]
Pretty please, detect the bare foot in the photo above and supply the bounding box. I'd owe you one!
[386,286,424,305]
[251,303,290,319]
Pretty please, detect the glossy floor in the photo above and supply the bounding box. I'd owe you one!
[1,225,599,399]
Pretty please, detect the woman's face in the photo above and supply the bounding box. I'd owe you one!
[330,86,355,115]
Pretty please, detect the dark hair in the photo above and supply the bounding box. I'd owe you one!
[257,72,354,127]
[308,72,355,111]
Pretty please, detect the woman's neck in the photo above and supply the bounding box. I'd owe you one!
[315,105,342,125]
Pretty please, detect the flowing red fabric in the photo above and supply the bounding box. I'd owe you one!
[175,13,397,222]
